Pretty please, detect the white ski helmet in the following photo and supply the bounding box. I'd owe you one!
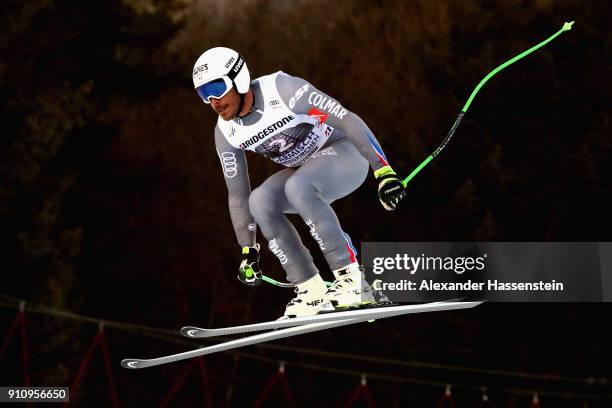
[192,47,250,103]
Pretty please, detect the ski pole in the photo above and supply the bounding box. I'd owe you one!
[261,22,575,289]
[402,21,575,188]
[262,275,333,288]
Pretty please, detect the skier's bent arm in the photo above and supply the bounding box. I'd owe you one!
[332,112,407,210]
[328,110,389,173]
[214,126,263,285]
[214,126,256,246]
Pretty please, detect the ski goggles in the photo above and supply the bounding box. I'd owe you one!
[196,77,233,104]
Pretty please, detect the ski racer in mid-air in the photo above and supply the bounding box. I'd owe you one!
[193,47,406,320]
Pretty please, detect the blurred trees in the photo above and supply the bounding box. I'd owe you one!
[0,0,186,387]
[1,0,610,318]
[1,0,610,310]
[0,0,610,397]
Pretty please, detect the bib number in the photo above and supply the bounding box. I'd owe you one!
[268,138,294,153]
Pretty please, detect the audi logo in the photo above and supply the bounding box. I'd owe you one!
[220,152,237,178]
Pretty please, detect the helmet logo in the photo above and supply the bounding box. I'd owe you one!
[224,57,235,69]
[193,63,208,76]
[233,58,244,73]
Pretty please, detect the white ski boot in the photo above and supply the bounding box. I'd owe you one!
[278,274,335,320]
[324,263,376,309]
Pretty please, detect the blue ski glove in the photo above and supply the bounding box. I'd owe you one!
[238,244,262,286]
[374,166,406,211]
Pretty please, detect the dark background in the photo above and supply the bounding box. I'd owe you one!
[1,0,611,406]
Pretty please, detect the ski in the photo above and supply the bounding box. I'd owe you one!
[180,300,481,339]
[122,300,482,369]
[123,317,363,369]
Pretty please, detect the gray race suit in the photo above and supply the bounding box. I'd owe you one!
[215,71,391,284]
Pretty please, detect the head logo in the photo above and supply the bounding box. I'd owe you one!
[193,63,208,76]
[225,57,235,69]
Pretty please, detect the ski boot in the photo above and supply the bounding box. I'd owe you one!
[324,263,377,310]
[278,274,335,320]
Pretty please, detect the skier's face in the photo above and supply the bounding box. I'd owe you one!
[210,87,240,121]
